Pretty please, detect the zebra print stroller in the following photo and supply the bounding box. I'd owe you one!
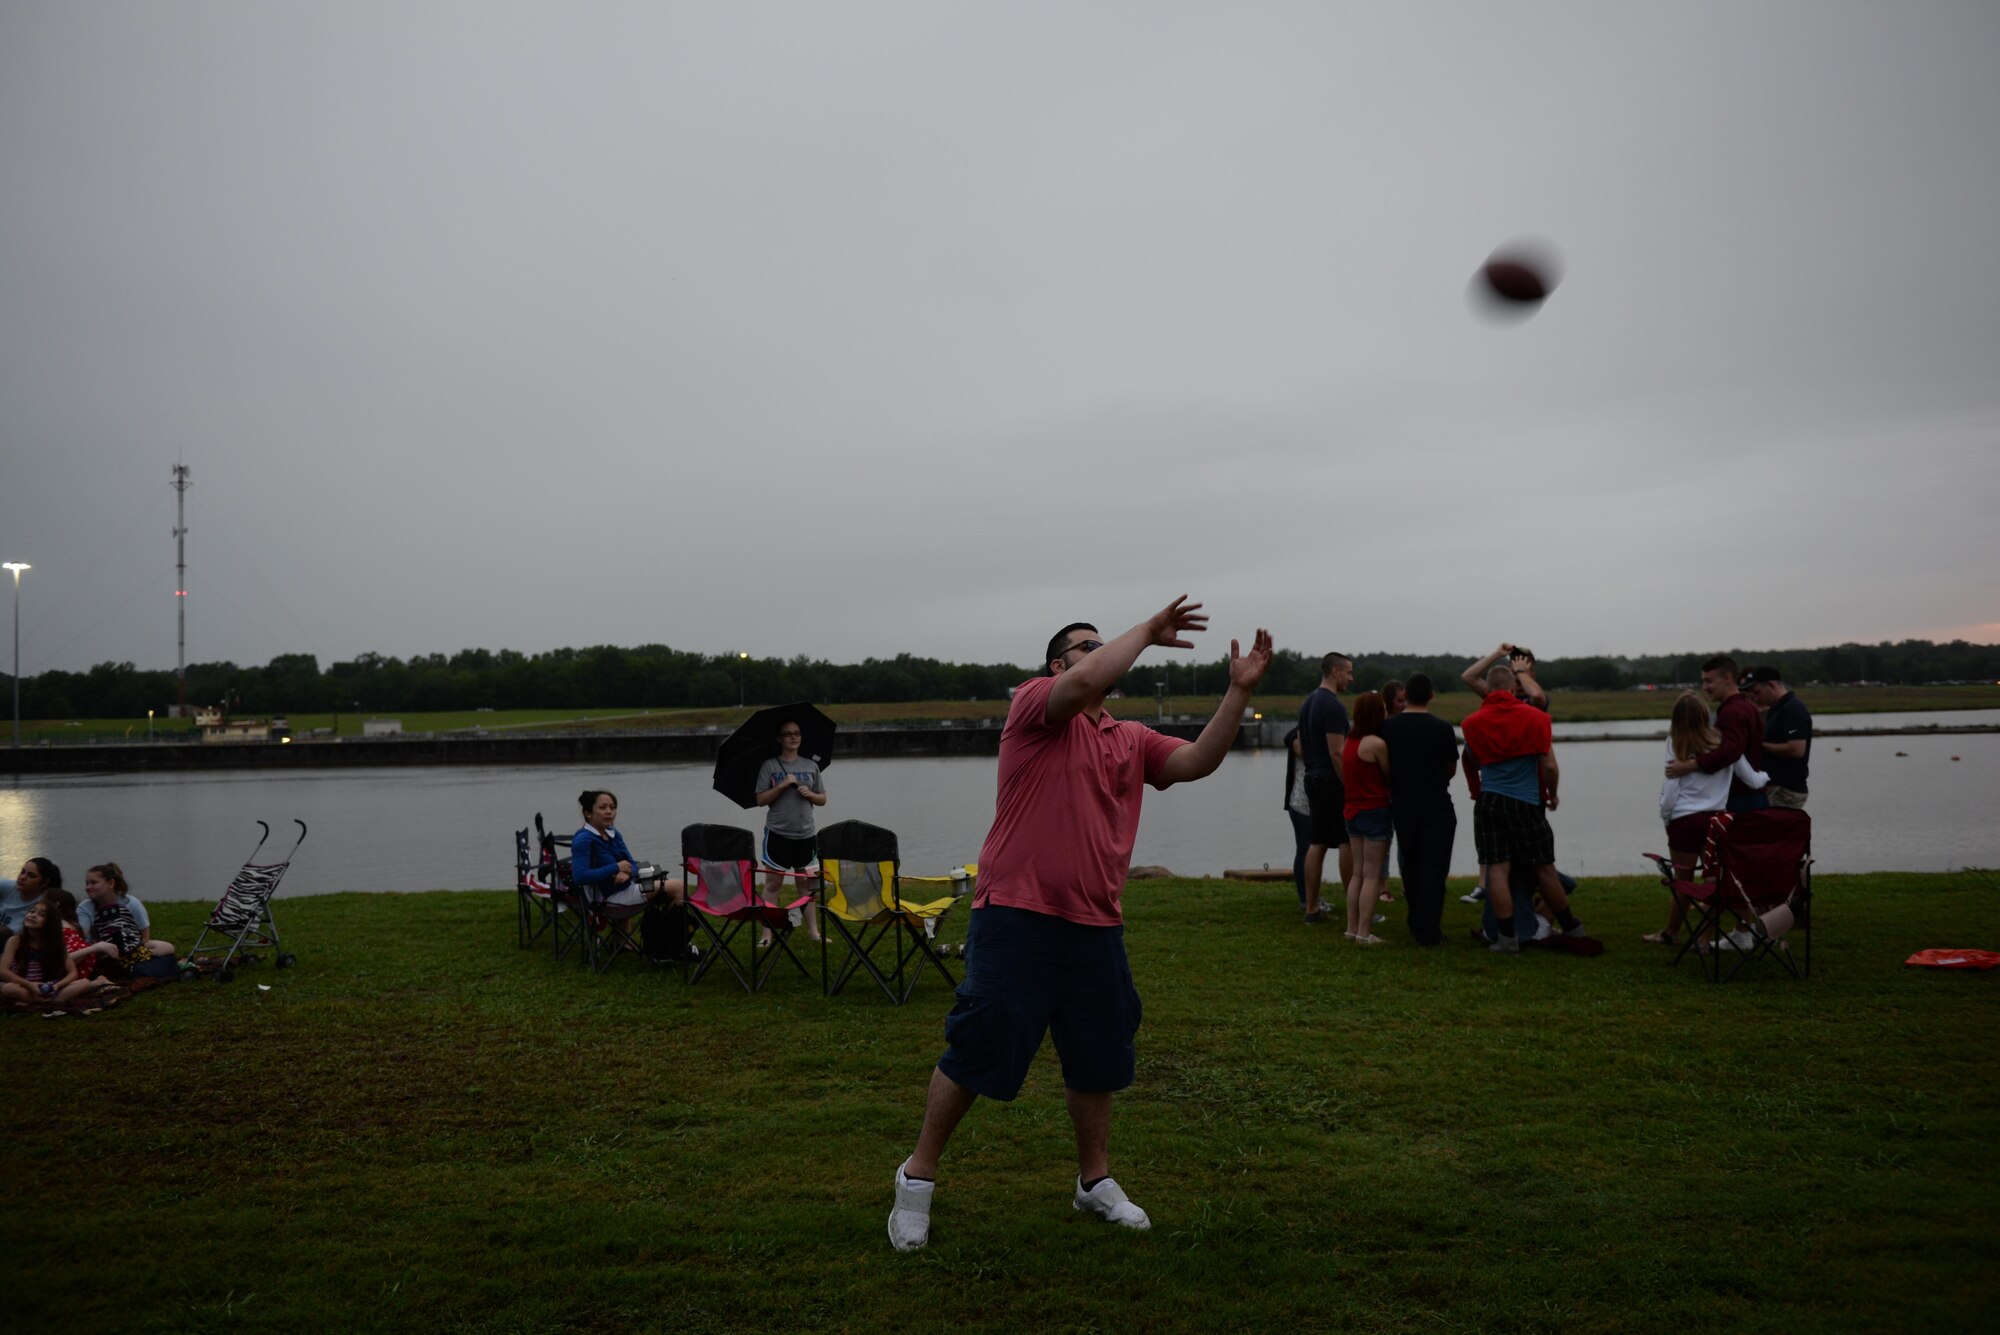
[186,820,307,983]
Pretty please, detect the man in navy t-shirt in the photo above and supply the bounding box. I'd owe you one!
[1741,665,1811,808]
[1295,652,1354,924]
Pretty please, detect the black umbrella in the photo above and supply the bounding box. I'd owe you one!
[711,702,838,810]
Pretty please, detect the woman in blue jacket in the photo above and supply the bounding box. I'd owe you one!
[572,790,683,907]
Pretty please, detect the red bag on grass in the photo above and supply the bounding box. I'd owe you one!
[1904,949,2000,970]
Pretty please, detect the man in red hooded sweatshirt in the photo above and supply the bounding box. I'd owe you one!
[1460,662,1586,953]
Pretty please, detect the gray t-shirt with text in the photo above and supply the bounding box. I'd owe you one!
[757,756,823,837]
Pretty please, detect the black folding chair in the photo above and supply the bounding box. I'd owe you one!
[516,826,559,949]
[538,815,590,966]
[575,859,675,975]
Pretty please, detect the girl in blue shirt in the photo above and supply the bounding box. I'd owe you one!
[572,790,684,907]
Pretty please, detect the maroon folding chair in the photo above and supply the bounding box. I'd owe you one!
[1644,808,1813,982]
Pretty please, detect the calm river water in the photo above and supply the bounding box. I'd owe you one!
[1,718,1994,900]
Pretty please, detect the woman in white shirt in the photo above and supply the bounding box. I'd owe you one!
[1646,692,1768,945]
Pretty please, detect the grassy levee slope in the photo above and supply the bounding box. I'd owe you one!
[15,873,2000,1334]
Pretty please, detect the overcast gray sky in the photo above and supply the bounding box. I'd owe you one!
[3,1,1996,675]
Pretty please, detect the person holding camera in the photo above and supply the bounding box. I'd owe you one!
[572,790,683,907]
[1461,642,1547,709]
[1459,642,1571,911]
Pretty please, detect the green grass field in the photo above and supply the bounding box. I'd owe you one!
[14,872,1998,1333]
[22,683,2000,743]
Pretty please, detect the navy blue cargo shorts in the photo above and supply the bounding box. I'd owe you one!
[935,904,1142,1100]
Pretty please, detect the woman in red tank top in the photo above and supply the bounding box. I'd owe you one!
[1341,692,1393,944]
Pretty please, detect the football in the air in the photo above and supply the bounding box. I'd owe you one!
[1482,256,1551,304]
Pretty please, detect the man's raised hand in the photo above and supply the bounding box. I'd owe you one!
[1147,595,1209,649]
[1229,629,1275,692]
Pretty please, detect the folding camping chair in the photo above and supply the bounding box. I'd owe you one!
[574,855,677,975]
[1643,807,1813,982]
[537,814,591,966]
[816,820,969,1004]
[185,820,306,983]
[516,825,559,949]
[680,824,815,992]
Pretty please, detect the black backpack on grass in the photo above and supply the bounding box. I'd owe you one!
[641,901,693,964]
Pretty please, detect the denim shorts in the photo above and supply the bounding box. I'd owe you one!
[1345,806,1393,841]
[935,904,1142,1101]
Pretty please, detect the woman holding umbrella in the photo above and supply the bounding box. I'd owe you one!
[755,717,826,944]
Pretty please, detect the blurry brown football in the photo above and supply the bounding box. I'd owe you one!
[1482,257,1550,304]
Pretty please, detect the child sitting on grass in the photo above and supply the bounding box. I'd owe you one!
[47,886,120,1003]
[1,899,89,1009]
[78,863,175,979]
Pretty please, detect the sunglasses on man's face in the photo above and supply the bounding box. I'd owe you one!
[1062,639,1104,658]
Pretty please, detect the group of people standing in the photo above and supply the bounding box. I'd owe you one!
[0,857,178,1011]
[1286,646,1814,952]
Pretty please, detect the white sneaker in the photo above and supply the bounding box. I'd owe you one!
[1717,930,1757,952]
[888,1162,934,1251]
[1460,888,1487,904]
[1074,1176,1151,1230]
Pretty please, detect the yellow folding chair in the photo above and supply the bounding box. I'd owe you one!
[816,819,971,1003]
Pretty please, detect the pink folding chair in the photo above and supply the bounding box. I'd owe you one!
[680,823,815,992]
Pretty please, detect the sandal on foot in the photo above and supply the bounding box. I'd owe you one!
[1641,931,1678,945]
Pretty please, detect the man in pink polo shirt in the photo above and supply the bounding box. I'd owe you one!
[887,596,1273,1252]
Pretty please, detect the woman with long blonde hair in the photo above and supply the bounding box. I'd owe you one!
[1646,692,1769,945]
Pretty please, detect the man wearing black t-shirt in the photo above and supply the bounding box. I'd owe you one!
[1378,673,1458,945]
[1296,652,1354,924]
[1741,666,1811,808]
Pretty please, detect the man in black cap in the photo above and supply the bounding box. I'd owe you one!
[1740,666,1811,809]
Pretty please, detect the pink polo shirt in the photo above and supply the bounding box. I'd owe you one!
[974,674,1188,927]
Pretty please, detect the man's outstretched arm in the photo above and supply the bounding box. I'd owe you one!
[1046,595,1208,724]
[1461,642,1511,697]
[1156,630,1274,785]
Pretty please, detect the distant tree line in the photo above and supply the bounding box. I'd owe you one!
[7,639,1998,721]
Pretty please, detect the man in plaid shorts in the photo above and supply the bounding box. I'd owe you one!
[1459,662,1585,953]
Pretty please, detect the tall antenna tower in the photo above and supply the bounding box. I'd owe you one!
[171,462,191,714]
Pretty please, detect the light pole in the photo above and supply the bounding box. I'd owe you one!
[737,651,750,708]
[148,708,155,742]
[3,562,28,750]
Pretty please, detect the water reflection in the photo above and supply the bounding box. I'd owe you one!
[1552,707,2000,738]
[3,724,1993,899]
